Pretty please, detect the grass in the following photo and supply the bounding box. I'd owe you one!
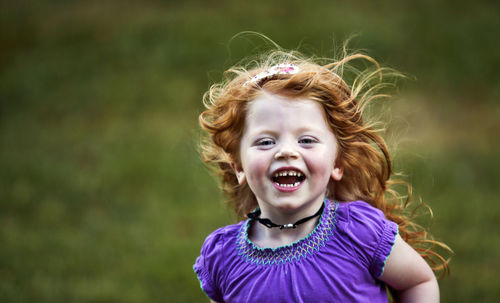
[1,0,499,302]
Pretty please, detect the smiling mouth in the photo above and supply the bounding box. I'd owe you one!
[271,169,306,188]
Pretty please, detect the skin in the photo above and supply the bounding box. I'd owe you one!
[379,235,440,302]
[217,92,439,303]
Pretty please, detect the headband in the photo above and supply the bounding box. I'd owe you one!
[244,63,299,86]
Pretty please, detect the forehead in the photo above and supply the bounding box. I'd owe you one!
[244,93,330,131]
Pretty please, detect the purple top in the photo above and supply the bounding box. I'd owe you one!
[193,200,398,303]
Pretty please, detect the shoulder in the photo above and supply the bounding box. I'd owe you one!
[337,201,388,229]
[202,222,242,248]
[335,201,399,278]
[197,221,244,264]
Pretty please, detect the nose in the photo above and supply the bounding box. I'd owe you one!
[274,145,299,160]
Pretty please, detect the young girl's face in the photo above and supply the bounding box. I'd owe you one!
[233,93,343,215]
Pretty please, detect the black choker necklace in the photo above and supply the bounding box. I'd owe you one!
[247,203,325,230]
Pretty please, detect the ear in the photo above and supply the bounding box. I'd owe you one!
[230,161,246,185]
[331,164,343,181]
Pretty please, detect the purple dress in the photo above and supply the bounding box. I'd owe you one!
[193,200,398,302]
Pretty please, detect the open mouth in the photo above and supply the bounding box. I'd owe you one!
[271,169,306,188]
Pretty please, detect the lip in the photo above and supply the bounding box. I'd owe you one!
[272,182,302,192]
[270,166,306,193]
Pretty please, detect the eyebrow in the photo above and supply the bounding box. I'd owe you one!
[245,126,329,138]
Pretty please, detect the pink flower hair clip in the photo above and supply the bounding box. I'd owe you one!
[244,63,299,86]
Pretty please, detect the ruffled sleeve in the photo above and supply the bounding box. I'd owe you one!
[193,228,226,302]
[342,201,398,278]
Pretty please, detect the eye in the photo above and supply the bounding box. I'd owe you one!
[255,138,275,147]
[298,136,318,145]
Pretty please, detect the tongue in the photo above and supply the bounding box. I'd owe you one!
[275,176,299,185]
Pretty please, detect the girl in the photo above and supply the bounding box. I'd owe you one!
[193,48,450,302]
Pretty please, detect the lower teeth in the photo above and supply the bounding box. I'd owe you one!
[275,182,301,187]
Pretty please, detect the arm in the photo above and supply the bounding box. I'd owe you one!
[379,234,439,303]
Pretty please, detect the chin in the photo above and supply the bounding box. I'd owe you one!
[271,197,314,212]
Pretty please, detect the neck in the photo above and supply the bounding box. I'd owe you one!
[248,203,324,230]
[250,215,321,249]
[248,199,325,249]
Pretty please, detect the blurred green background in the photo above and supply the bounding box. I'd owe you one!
[1,0,499,302]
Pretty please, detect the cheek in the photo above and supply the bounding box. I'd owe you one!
[242,154,269,182]
[308,149,337,177]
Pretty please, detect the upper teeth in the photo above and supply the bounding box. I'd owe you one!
[273,170,303,178]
